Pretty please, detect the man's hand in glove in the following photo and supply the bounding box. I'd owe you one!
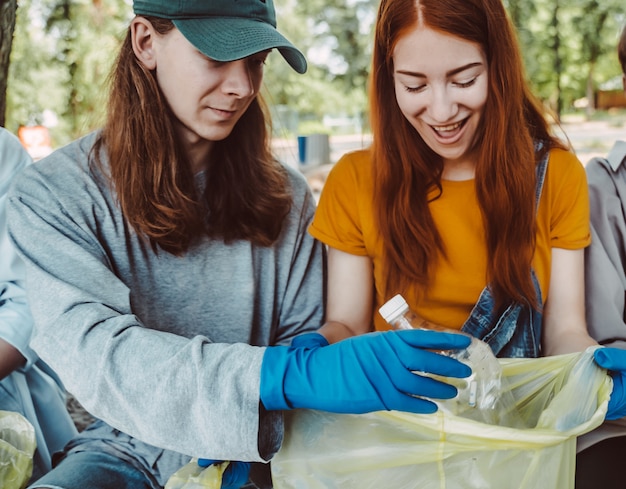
[261,329,472,414]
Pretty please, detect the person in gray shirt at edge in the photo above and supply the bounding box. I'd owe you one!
[578,21,626,489]
[6,1,473,488]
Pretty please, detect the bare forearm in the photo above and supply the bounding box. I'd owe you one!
[317,320,369,344]
[0,339,26,380]
[542,327,598,356]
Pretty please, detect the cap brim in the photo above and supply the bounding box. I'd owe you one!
[173,18,307,74]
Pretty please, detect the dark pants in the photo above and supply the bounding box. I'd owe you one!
[576,436,626,489]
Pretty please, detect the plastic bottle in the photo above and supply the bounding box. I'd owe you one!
[379,294,523,427]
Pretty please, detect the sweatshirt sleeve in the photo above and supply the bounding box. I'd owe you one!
[585,151,626,348]
[5,143,308,462]
[273,168,326,346]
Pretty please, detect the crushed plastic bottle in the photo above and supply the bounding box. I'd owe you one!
[379,294,523,427]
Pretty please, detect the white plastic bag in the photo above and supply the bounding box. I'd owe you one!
[271,348,612,489]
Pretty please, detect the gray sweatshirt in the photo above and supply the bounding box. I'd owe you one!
[6,132,325,486]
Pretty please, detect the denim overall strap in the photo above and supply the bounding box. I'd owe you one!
[461,145,549,358]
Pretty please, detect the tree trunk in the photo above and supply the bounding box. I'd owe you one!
[0,0,17,127]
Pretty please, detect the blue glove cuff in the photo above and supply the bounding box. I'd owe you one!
[260,346,293,411]
[291,332,330,349]
[197,458,222,468]
[222,461,251,489]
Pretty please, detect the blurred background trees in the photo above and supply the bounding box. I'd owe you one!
[6,0,130,144]
[0,0,624,149]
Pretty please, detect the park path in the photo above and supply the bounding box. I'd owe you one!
[559,118,626,164]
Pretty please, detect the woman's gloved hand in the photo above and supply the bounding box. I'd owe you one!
[261,329,472,414]
[594,347,626,420]
[196,460,250,489]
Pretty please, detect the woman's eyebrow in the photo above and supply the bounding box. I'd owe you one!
[395,62,484,78]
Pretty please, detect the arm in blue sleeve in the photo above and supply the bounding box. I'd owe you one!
[0,128,36,370]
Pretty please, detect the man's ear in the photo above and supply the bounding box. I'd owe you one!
[131,17,157,70]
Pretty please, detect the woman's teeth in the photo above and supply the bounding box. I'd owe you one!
[433,121,463,132]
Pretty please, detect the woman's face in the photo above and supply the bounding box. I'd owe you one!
[152,27,267,148]
[393,25,488,167]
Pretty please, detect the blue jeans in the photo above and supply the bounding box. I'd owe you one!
[27,419,190,489]
[25,419,265,489]
[461,272,543,358]
[28,451,152,489]
[0,364,77,484]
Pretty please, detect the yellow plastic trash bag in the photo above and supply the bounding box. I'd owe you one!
[0,410,36,489]
[271,348,612,489]
[165,459,228,489]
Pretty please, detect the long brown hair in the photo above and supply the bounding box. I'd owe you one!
[371,0,565,311]
[93,17,291,254]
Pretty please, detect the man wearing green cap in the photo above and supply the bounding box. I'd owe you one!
[7,1,472,488]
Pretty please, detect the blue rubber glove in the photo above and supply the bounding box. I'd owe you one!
[290,332,330,349]
[196,460,251,489]
[261,329,472,414]
[593,347,626,420]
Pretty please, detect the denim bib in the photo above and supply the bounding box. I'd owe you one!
[461,146,549,358]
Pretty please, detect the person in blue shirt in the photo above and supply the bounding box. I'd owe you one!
[0,126,77,483]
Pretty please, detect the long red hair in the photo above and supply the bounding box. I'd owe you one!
[371,0,565,311]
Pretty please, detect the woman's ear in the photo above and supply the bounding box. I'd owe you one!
[130,17,157,70]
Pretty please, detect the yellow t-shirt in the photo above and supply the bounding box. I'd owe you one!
[309,148,591,331]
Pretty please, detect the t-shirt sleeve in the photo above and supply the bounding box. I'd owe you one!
[309,151,370,256]
[546,148,591,249]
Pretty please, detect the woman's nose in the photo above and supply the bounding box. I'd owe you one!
[427,87,458,123]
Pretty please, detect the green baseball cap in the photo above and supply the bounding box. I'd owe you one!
[133,0,307,74]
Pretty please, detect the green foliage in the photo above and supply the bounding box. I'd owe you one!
[6,0,130,145]
[507,0,624,117]
[4,0,626,148]
[267,0,371,134]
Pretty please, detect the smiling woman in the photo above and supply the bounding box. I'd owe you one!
[392,27,488,179]
[307,0,617,483]
[310,0,595,352]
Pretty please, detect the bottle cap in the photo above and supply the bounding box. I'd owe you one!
[379,294,410,324]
